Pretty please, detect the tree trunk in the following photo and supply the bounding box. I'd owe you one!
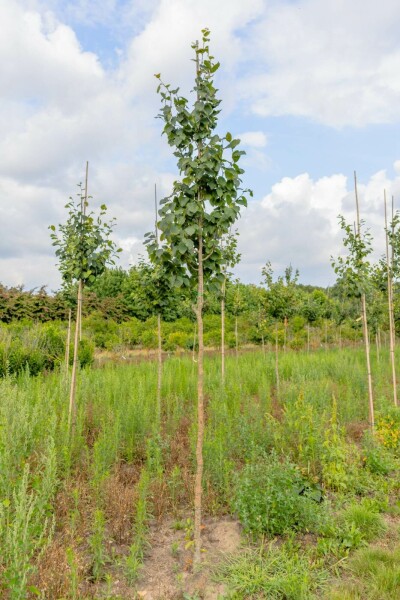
[69,280,82,433]
[65,308,71,371]
[194,232,204,567]
[307,323,310,353]
[157,312,162,423]
[221,278,225,383]
[261,333,265,355]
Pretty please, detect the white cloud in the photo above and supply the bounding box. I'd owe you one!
[2,0,400,290]
[241,0,400,127]
[238,131,267,148]
[236,166,400,286]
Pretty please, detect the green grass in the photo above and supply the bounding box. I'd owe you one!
[217,543,329,599]
[0,347,399,597]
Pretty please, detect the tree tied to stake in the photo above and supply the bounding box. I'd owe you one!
[146,28,251,566]
[50,184,121,431]
[50,186,120,287]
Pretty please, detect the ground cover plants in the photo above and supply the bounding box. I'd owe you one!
[0,346,399,598]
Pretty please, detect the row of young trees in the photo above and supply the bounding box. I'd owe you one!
[332,173,400,432]
[33,30,400,567]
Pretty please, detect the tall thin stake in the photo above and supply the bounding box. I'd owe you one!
[194,43,205,567]
[65,308,72,372]
[155,183,163,424]
[384,191,397,406]
[354,171,374,430]
[79,161,89,342]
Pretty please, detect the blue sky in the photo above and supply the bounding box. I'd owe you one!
[2,0,400,290]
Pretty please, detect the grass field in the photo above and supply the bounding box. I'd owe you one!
[0,347,399,599]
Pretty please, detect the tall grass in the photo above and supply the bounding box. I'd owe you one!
[0,347,398,596]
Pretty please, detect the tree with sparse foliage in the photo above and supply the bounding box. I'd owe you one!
[50,183,120,431]
[332,206,375,429]
[146,29,250,566]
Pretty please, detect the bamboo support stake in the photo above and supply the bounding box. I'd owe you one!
[154,184,163,422]
[354,171,374,430]
[275,323,280,399]
[68,280,82,432]
[221,277,226,383]
[384,191,397,406]
[65,308,71,372]
[235,315,238,359]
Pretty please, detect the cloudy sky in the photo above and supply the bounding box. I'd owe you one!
[2,0,400,290]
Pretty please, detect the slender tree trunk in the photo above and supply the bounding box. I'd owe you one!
[325,320,328,350]
[307,323,310,353]
[221,278,226,383]
[65,308,71,371]
[275,324,280,399]
[194,231,204,567]
[235,315,238,359]
[355,172,374,430]
[261,333,265,354]
[385,192,398,406]
[339,324,342,351]
[157,312,162,423]
[69,280,82,432]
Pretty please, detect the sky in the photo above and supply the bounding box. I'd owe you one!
[2,0,400,290]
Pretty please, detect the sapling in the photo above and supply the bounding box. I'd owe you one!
[332,172,375,429]
[50,176,120,432]
[147,29,250,565]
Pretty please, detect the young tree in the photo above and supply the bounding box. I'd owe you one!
[50,182,120,431]
[146,29,250,565]
[332,173,375,429]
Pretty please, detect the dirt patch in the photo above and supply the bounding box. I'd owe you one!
[345,420,369,442]
[135,516,242,599]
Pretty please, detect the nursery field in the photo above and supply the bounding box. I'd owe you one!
[1,347,400,599]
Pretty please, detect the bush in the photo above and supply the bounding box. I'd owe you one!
[164,332,191,351]
[233,451,324,536]
[76,338,94,367]
[140,329,158,349]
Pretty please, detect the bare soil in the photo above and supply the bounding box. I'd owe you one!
[131,516,241,599]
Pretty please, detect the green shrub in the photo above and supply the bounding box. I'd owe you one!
[233,451,324,536]
[140,329,158,349]
[77,339,94,367]
[165,332,191,351]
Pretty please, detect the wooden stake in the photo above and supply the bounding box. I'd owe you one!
[65,308,71,372]
[275,324,280,399]
[68,280,82,432]
[221,277,226,383]
[155,184,163,423]
[384,191,397,406]
[354,171,374,430]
